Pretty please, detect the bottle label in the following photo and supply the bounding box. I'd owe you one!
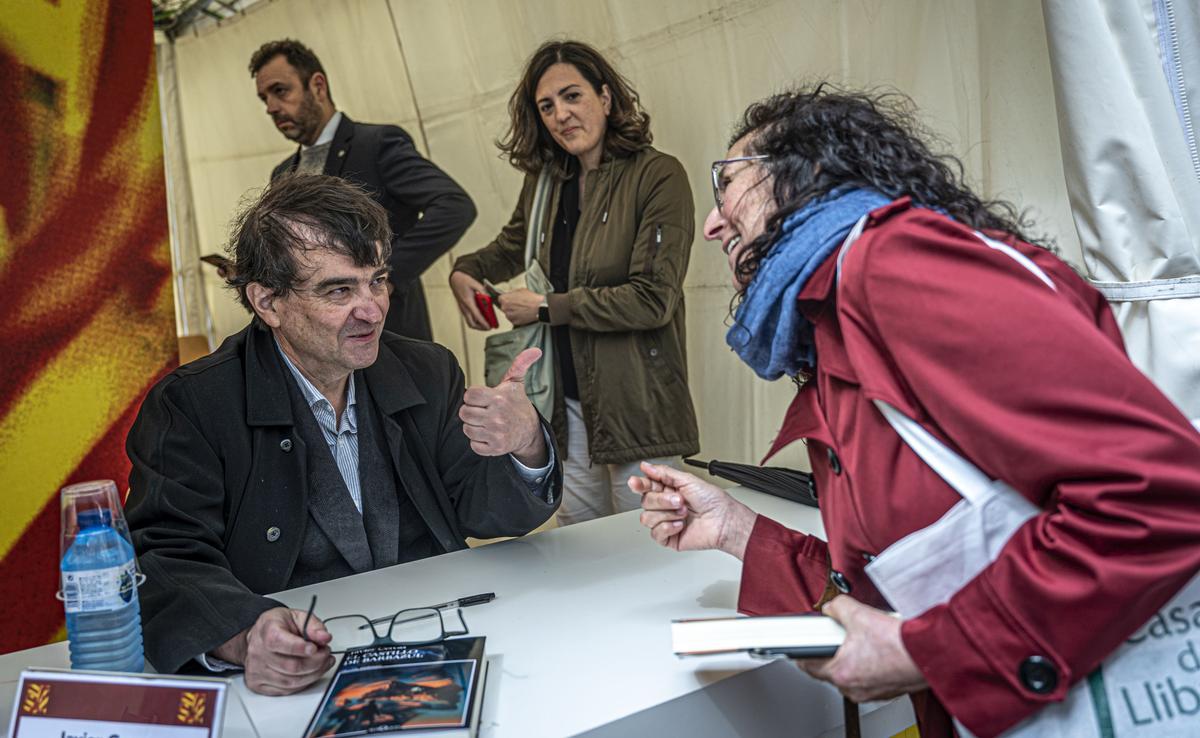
[62,561,137,614]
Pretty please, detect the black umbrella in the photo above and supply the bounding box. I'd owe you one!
[684,458,818,508]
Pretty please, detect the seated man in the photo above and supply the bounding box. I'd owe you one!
[125,174,560,695]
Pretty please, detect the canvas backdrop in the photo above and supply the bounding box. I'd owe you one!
[165,0,1080,472]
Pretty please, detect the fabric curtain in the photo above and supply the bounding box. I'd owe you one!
[155,38,214,346]
[1043,0,1200,420]
[165,0,1077,471]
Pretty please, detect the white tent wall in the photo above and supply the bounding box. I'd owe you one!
[165,0,1077,470]
[1043,0,1200,422]
[155,37,213,345]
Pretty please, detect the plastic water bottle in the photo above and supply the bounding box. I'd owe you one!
[60,508,144,672]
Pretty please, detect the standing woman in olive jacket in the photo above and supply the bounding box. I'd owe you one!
[451,40,699,525]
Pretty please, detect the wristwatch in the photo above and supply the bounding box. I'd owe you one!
[537,299,550,324]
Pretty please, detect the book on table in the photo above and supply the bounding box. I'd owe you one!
[304,636,488,738]
[672,614,845,658]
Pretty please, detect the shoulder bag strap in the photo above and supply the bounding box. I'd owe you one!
[524,169,555,270]
[835,214,1059,505]
[872,400,997,505]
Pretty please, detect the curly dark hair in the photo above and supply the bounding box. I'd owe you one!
[730,83,1048,290]
[226,174,391,311]
[248,39,333,104]
[497,39,652,178]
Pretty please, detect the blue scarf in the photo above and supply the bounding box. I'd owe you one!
[726,188,891,380]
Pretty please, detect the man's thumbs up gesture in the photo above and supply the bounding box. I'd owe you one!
[460,348,548,467]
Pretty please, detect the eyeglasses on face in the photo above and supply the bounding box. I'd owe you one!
[300,595,470,654]
[711,154,770,210]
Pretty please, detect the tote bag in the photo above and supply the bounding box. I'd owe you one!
[834,215,1200,737]
[868,399,1200,738]
[484,170,555,420]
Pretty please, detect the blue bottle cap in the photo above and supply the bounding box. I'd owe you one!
[77,508,113,529]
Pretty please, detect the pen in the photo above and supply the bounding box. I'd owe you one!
[366,592,497,627]
[431,592,496,610]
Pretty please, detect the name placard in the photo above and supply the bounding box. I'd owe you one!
[7,668,227,738]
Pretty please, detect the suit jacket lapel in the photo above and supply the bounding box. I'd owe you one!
[366,340,463,552]
[379,413,461,553]
[355,373,400,569]
[324,114,355,178]
[304,470,373,574]
[282,149,301,176]
[244,320,295,427]
[294,407,373,574]
[269,332,373,575]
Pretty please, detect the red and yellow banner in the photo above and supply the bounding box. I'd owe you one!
[0,1,177,653]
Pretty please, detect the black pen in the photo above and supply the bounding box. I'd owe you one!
[366,592,497,626]
[430,592,496,610]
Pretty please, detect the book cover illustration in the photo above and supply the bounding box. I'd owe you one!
[305,636,486,738]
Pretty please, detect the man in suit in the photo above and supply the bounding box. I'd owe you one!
[125,175,559,695]
[250,38,475,340]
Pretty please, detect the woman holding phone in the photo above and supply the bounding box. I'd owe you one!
[450,40,698,525]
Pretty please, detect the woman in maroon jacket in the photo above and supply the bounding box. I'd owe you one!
[634,86,1200,737]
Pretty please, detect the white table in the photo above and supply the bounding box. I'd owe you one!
[1,488,913,737]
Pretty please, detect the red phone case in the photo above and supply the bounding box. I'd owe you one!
[474,291,499,329]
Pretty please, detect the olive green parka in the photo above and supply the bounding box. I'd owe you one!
[453,146,700,464]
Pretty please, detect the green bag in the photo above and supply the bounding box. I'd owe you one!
[484,170,555,420]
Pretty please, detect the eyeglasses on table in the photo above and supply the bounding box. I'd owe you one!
[300,594,470,654]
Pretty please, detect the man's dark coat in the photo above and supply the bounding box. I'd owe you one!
[125,324,559,673]
[271,115,476,340]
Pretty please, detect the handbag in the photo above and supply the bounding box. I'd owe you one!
[483,169,556,420]
[869,398,1200,737]
[835,215,1200,737]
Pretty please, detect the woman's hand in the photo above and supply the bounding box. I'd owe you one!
[796,596,928,703]
[496,288,544,327]
[630,462,758,559]
[449,271,490,330]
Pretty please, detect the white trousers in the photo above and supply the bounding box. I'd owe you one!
[557,398,680,526]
